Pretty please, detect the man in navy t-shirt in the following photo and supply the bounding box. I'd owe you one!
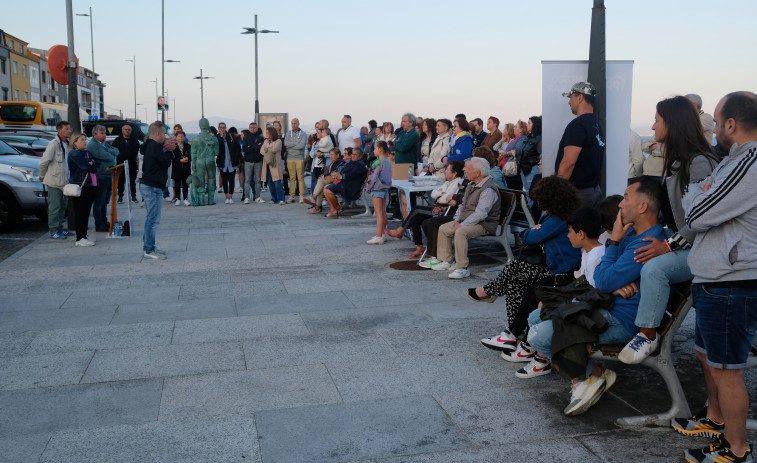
[555,82,606,208]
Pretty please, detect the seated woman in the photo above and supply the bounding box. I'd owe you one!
[473,146,506,189]
[323,147,367,217]
[473,176,582,360]
[385,161,465,257]
[443,118,474,164]
[501,119,529,191]
[493,122,515,160]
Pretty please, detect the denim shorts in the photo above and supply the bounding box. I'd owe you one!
[370,190,388,199]
[693,283,757,369]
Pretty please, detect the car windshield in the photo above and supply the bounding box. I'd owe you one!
[0,139,21,155]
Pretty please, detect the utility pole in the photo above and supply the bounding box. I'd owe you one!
[65,0,81,131]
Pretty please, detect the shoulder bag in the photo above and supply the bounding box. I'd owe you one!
[63,173,90,197]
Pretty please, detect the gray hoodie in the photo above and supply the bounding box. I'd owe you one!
[683,141,757,283]
[284,129,307,161]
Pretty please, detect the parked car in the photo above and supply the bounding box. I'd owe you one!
[0,134,51,157]
[0,139,46,232]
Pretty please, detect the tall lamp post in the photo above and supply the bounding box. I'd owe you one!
[125,57,136,119]
[241,15,279,125]
[193,69,213,118]
[76,7,97,118]
[149,78,158,120]
[162,59,179,123]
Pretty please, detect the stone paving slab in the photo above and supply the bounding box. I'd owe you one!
[0,331,38,358]
[0,351,92,390]
[0,292,71,312]
[178,280,285,301]
[82,341,246,383]
[236,291,354,316]
[26,321,174,355]
[171,313,308,344]
[158,364,342,421]
[111,297,237,325]
[64,286,180,307]
[255,396,470,463]
[0,305,116,332]
[0,433,52,463]
[0,378,162,438]
[300,305,435,335]
[40,415,261,463]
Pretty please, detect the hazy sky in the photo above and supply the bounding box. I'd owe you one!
[3,0,755,134]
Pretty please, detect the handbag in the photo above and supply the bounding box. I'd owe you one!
[63,173,90,197]
[518,243,547,266]
[502,154,518,176]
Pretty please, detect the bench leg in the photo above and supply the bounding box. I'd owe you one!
[615,352,691,427]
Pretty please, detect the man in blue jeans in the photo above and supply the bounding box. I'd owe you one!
[677,91,757,463]
[140,121,176,260]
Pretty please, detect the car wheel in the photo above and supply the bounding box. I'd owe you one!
[0,189,22,233]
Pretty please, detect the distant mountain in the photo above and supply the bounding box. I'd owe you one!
[178,117,250,134]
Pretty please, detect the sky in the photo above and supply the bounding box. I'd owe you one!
[2,0,756,134]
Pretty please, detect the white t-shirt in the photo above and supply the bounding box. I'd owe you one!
[337,125,361,150]
[574,244,605,287]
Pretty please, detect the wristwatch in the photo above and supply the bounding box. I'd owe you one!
[605,238,620,247]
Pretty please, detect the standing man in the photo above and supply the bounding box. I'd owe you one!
[87,125,120,233]
[39,121,74,239]
[140,121,176,260]
[242,122,265,204]
[336,115,362,151]
[393,112,420,165]
[677,91,757,463]
[112,124,140,204]
[686,93,715,145]
[284,118,308,203]
[216,122,241,204]
[555,81,606,208]
[470,118,487,148]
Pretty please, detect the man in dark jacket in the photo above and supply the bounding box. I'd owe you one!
[112,124,140,203]
[140,121,176,259]
[215,122,241,204]
[242,122,265,203]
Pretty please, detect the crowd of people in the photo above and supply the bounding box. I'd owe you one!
[37,85,757,463]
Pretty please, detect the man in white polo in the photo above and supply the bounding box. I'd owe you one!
[336,115,362,151]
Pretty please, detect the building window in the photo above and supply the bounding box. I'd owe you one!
[9,39,14,50]
[22,64,27,78]
[12,61,18,75]
[24,91,29,101]
[41,70,46,83]
[0,59,5,74]
[2,89,8,100]
[14,89,19,100]
[19,44,24,54]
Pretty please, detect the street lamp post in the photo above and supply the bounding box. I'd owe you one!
[149,78,158,120]
[76,7,97,118]
[241,15,279,125]
[125,57,136,119]
[162,59,180,122]
[193,69,213,118]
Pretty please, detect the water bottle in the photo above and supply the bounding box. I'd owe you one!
[408,166,414,182]
[113,221,123,237]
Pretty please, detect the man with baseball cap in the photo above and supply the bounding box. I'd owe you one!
[555,81,606,208]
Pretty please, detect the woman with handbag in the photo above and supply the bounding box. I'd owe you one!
[262,127,285,204]
[501,119,529,191]
[385,161,465,258]
[471,176,582,359]
[67,133,100,247]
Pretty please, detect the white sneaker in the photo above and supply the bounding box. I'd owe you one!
[228,198,234,204]
[366,235,386,245]
[448,268,470,279]
[255,198,264,203]
[481,330,518,352]
[564,374,607,416]
[243,198,250,204]
[165,196,174,202]
[184,199,191,206]
[174,199,181,206]
[143,251,166,260]
[418,258,439,269]
[75,238,95,247]
[299,198,305,203]
[515,355,552,378]
[587,367,617,408]
[84,235,96,243]
[269,200,275,204]
[500,341,536,363]
[618,332,659,364]
[431,261,453,271]
[279,201,285,205]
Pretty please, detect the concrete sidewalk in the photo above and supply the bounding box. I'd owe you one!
[0,193,754,462]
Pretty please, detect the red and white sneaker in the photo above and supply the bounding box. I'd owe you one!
[515,355,552,378]
[500,341,536,363]
[480,330,517,352]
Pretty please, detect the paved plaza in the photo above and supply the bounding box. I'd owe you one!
[1,192,755,462]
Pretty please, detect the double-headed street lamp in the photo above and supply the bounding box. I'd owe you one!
[125,57,136,119]
[193,69,213,118]
[241,15,279,126]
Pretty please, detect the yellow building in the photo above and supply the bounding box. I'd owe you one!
[3,32,39,102]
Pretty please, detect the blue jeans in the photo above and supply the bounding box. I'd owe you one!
[93,176,113,226]
[635,249,693,328]
[266,170,284,203]
[693,283,757,369]
[527,307,633,376]
[140,184,163,253]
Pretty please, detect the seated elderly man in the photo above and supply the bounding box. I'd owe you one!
[433,157,501,279]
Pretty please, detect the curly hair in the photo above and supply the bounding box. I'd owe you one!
[530,175,580,220]
[473,146,497,167]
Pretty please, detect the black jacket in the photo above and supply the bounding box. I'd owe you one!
[112,135,140,164]
[216,133,241,169]
[242,132,264,162]
[171,142,191,181]
[140,139,172,189]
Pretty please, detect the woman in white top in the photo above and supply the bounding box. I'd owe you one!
[418,118,437,164]
[423,118,452,181]
[376,122,396,151]
[385,161,465,258]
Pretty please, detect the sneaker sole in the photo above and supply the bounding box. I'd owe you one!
[515,366,552,379]
[500,351,535,363]
[565,382,606,416]
[671,423,723,438]
[480,339,517,352]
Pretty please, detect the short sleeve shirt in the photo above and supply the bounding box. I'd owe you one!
[337,126,361,150]
[555,113,605,189]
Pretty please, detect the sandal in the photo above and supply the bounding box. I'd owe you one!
[384,228,401,239]
[408,249,424,259]
[466,288,498,303]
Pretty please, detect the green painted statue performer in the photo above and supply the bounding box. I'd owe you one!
[189,118,219,206]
